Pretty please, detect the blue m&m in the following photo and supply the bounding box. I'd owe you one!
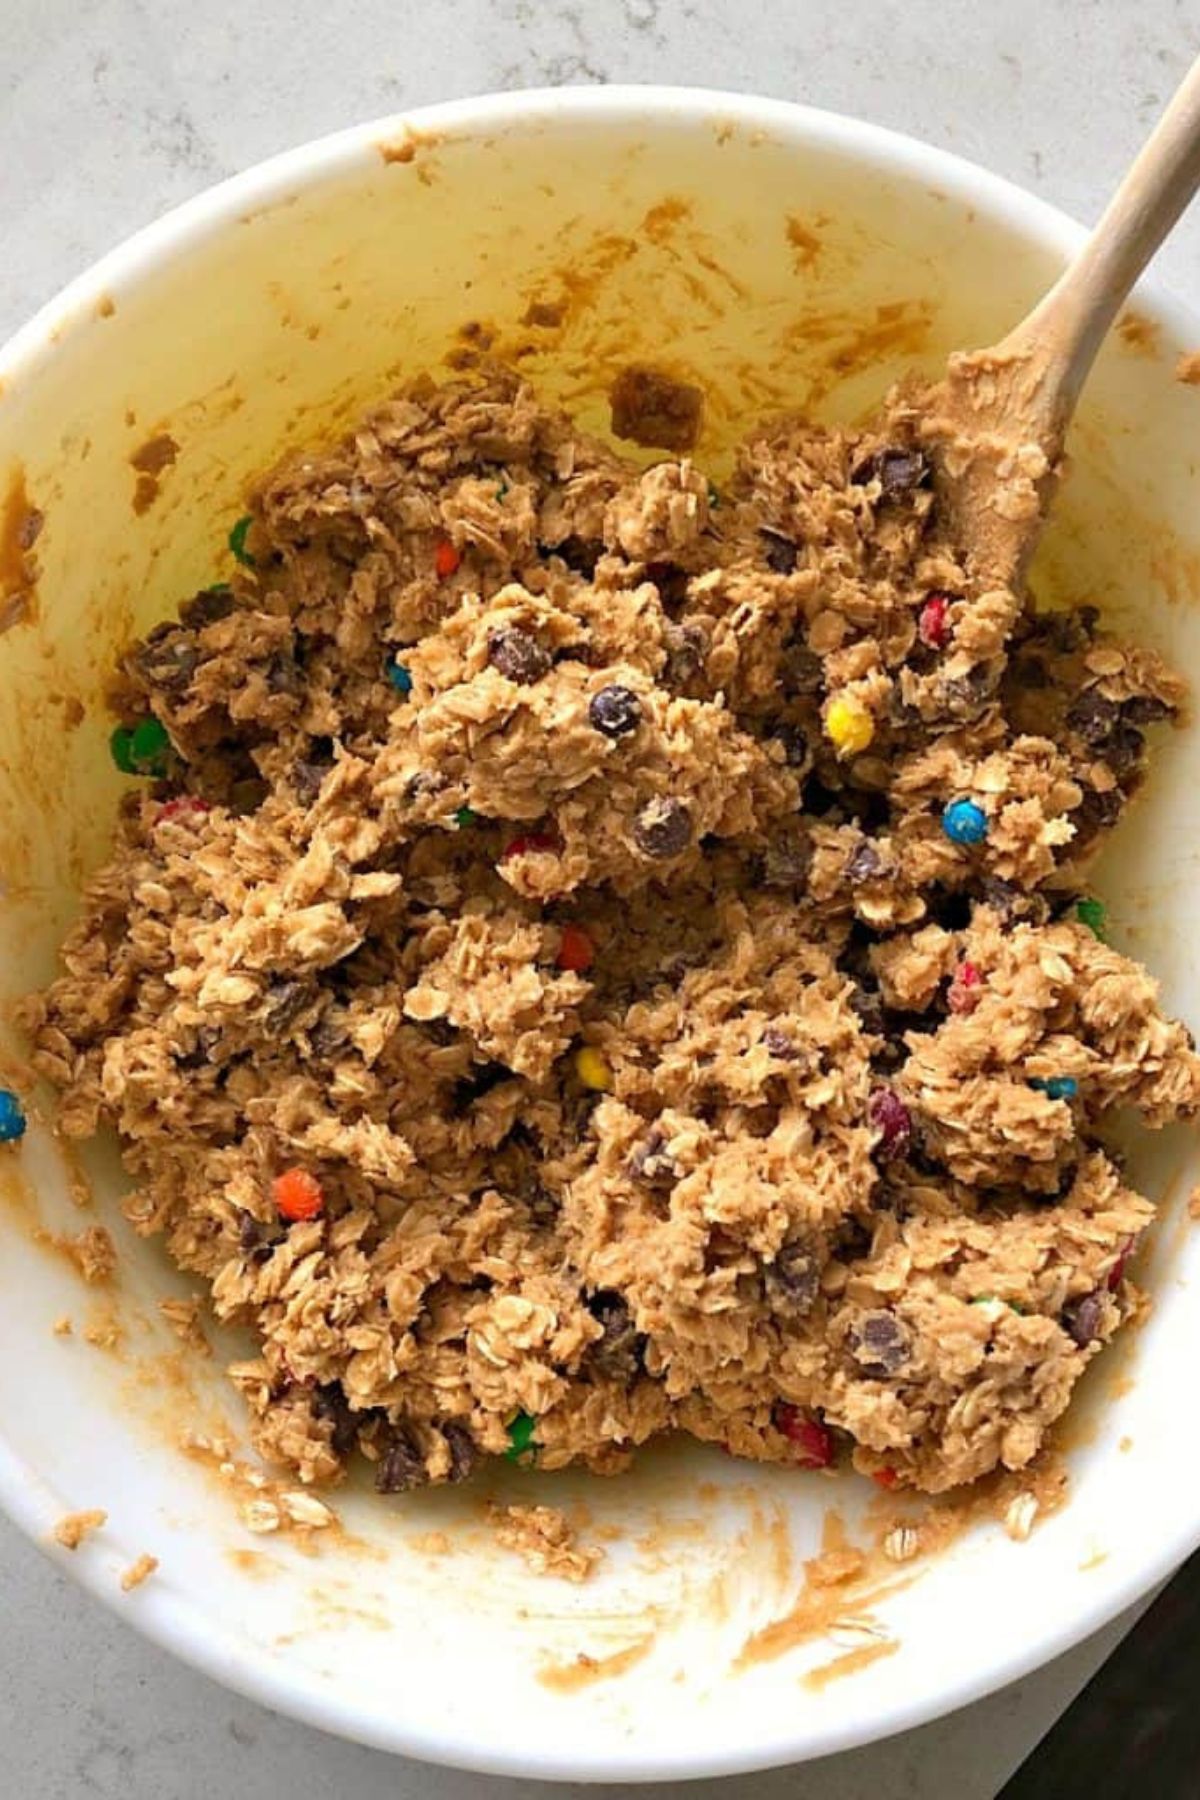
[386,658,413,696]
[942,798,988,845]
[0,1090,27,1143]
[1030,1075,1078,1101]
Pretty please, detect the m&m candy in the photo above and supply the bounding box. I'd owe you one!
[0,1091,27,1143]
[1030,1075,1078,1102]
[918,593,951,649]
[1076,897,1107,940]
[948,962,983,1014]
[574,1046,612,1092]
[505,1410,537,1464]
[942,798,988,845]
[111,717,171,778]
[825,696,875,758]
[556,925,595,974]
[434,538,460,579]
[272,1167,324,1222]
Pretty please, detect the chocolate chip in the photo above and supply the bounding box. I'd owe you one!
[1062,1292,1105,1348]
[762,1026,800,1060]
[443,1420,479,1482]
[236,1208,263,1251]
[977,875,1049,927]
[589,684,642,738]
[403,769,445,802]
[309,1010,350,1058]
[487,627,551,684]
[633,797,692,859]
[313,1381,359,1458]
[845,839,883,884]
[1123,694,1171,725]
[236,1208,280,1262]
[626,1127,676,1184]
[266,652,303,696]
[180,587,237,628]
[854,448,930,498]
[849,983,886,1037]
[375,1423,428,1494]
[882,449,930,496]
[133,626,199,692]
[1072,784,1123,842]
[263,978,310,1031]
[853,1309,909,1376]
[1066,690,1120,744]
[760,527,798,574]
[524,1181,560,1227]
[763,828,813,889]
[292,760,332,803]
[585,1291,646,1380]
[662,621,708,689]
[779,639,824,697]
[979,876,1019,922]
[766,1241,821,1317]
[942,666,993,713]
[1105,723,1145,777]
[768,723,809,768]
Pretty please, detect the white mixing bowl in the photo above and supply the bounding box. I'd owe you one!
[1,86,1199,1781]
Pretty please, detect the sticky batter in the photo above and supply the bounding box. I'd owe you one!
[22,368,1200,1497]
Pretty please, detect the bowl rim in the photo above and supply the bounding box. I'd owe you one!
[3,82,1198,1782]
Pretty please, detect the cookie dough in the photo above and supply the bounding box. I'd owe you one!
[23,368,1200,1497]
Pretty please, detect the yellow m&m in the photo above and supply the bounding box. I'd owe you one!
[825,696,875,758]
[574,1046,613,1092]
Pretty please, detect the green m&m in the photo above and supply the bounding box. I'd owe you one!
[111,716,171,778]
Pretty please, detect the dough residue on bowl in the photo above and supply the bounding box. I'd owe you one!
[488,1501,604,1583]
[120,1551,159,1591]
[53,1508,107,1549]
[20,365,1200,1503]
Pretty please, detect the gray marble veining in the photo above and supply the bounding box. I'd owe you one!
[2,1,1197,1792]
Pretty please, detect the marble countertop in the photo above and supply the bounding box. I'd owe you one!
[3,1,1198,1793]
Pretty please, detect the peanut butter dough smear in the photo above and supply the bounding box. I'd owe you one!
[22,368,1200,1498]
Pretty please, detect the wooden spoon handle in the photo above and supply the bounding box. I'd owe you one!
[1006,50,1200,430]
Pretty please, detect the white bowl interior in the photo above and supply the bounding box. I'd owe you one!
[1,91,1199,1778]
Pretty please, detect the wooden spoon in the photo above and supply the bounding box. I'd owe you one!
[920,52,1200,590]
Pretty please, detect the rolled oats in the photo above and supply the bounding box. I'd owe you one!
[19,369,1199,1504]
